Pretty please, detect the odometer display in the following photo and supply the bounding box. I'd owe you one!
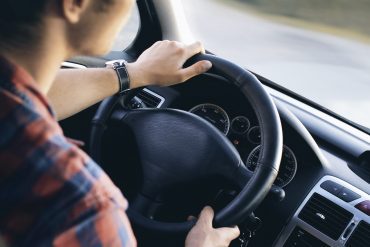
[189,103,230,135]
[246,145,297,187]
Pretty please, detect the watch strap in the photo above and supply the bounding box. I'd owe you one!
[106,60,131,94]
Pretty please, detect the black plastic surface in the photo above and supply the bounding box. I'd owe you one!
[320,180,343,196]
[320,180,361,202]
[337,187,361,202]
[283,227,330,247]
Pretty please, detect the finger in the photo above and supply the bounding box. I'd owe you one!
[197,206,214,227]
[217,226,240,242]
[187,215,197,221]
[179,60,212,82]
[150,40,162,48]
[185,41,205,57]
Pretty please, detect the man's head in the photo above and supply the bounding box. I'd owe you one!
[0,0,134,57]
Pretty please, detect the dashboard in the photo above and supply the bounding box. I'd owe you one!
[124,73,370,247]
[60,60,370,247]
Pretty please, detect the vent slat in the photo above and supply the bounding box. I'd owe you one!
[300,210,343,231]
[137,90,162,108]
[358,224,370,234]
[309,197,353,218]
[304,203,351,225]
[346,221,370,247]
[298,193,353,240]
[351,237,367,245]
[300,210,342,236]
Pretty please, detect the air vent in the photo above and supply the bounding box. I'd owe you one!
[298,193,353,240]
[136,89,164,108]
[346,221,370,247]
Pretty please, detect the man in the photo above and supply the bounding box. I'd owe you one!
[0,0,240,246]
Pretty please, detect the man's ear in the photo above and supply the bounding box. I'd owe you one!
[61,0,90,24]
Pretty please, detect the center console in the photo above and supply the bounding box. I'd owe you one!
[274,176,370,247]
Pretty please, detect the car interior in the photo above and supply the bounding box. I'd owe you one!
[60,0,370,246]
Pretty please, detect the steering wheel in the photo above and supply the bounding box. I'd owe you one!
[90,54,283,236]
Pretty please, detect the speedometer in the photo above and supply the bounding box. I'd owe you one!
[189,103,230,135]
[246,145,297,187]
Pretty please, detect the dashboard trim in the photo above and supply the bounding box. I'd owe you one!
[268,88,370,155]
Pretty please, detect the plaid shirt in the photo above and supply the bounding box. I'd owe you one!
[0,57,136,247]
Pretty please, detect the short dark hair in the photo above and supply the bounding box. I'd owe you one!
[0,0,48,51]
[0,0,116,51]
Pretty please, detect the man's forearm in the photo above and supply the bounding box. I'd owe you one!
[48,41,212,121]
[48,68,119,120]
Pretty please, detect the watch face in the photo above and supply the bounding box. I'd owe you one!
[112,62,122,70]
[105,59,127,67]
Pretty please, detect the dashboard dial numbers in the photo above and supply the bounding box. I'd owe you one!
[189,103,230,135]
[246,145,298,187]
[231,116,250,135]
[247,126,261,144]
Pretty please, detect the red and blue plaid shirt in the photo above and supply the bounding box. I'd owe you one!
[0,57,136,246]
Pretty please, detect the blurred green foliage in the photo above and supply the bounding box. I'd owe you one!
[237,0,370,35]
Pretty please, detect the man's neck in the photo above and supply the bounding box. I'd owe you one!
[2,25,70,95]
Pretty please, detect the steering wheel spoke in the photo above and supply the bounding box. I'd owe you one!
[130,193,163,219]
[232,164,254,189]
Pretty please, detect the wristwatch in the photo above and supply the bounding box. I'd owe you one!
[105,59,131,94]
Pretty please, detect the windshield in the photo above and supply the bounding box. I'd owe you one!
[182,0,370,131]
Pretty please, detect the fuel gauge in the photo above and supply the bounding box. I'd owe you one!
[247,126,261,144]
[231,116,250,135]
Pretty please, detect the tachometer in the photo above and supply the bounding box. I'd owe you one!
[189,103,230,135]
[246,145,297,187]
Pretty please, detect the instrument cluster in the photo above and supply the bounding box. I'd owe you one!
[189,103,297,188]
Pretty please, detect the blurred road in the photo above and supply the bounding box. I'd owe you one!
[115,0,370,128]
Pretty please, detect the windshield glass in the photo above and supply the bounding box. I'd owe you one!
[112,4,139,51]
[182,0,370,131]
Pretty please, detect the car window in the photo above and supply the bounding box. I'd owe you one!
[182,0,370,131]
[112,4,140,51]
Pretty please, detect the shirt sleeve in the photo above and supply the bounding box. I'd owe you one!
[53,198,137,247]
[49,154,138,247]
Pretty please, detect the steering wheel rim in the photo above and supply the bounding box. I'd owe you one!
[90,54,283,235]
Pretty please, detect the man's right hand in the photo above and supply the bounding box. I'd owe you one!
[126,40,212,89]
[185,206,240,247]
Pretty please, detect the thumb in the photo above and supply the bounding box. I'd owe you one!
[217,226,240,242]
[179,60,212,82]
[197,206,214,227]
